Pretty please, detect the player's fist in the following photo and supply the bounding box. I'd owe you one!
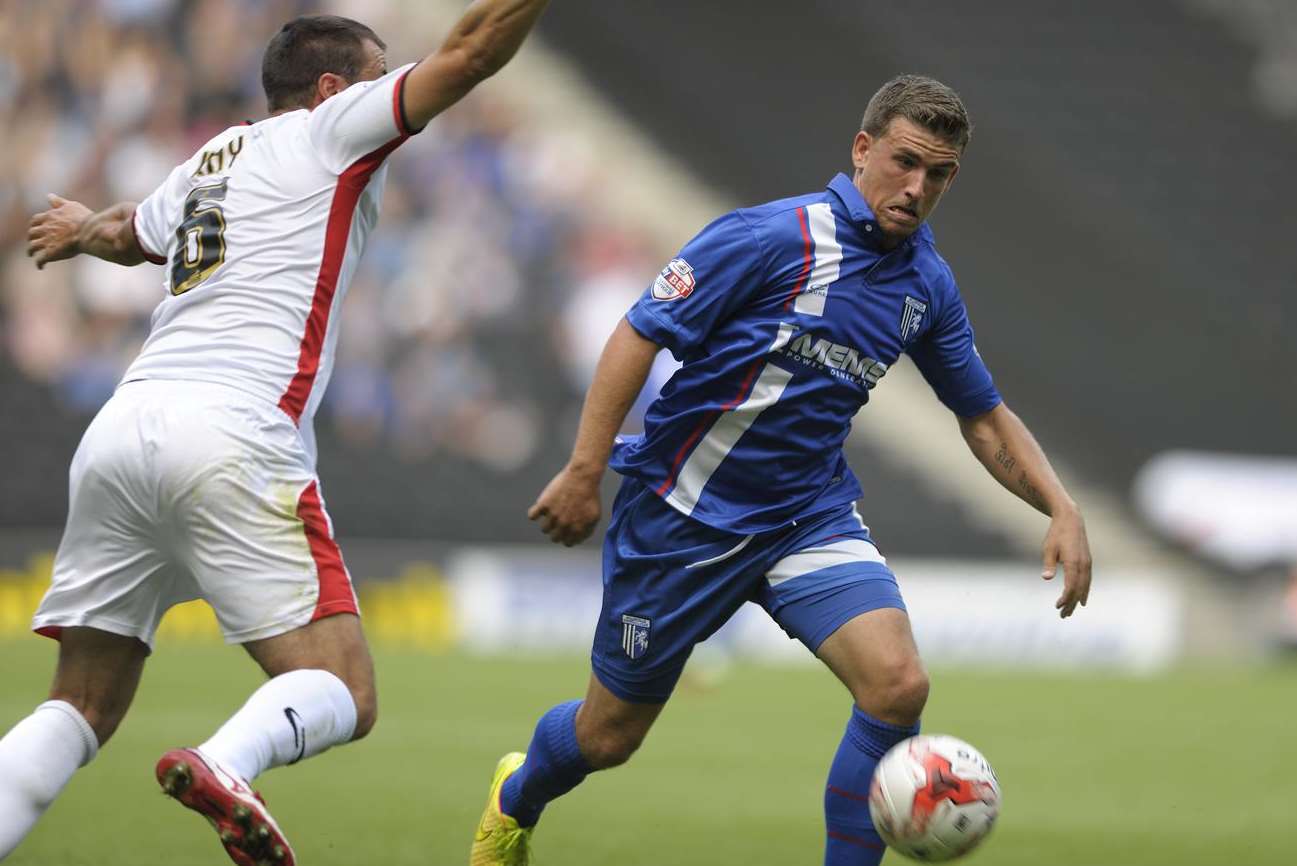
[528,465,602,547]
[28,194,92,269]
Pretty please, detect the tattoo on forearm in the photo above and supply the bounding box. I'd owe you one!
[1016,473,1049,512]
[991,440,1049,512]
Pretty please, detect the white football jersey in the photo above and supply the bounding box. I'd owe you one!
[124,63,421,463]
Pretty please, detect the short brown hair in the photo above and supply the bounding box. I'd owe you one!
[262,15,385,112]
[861,74,972,151]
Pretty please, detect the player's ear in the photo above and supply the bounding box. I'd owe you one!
[851,131,873,170]
[313,72,350,107]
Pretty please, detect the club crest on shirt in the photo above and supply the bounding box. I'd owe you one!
[900,295,928,343]
[652,258,696,301]
[621,614,651,659]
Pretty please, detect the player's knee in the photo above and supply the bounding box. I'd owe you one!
[348,684,378,741]
[852,657,928,724]
[47,690,122,747]
[81,708,125,746]
[579,724,647,770]
[879,660,929,722]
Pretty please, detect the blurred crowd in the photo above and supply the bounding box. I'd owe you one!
[1185,0,1297,118]
[0,0,673,472]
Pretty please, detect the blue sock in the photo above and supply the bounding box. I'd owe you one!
[824,706,921,866]
[499,700,592,828]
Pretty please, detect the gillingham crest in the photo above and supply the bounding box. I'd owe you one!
[900,295,927,343]
[621,614,651,659]
[652,258,696,301]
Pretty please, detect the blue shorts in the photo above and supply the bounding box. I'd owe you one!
[591,478,905,703]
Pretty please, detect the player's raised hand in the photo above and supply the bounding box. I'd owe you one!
[528,465,602,547]
[27,194,93,269]
[1040,507,1092,618]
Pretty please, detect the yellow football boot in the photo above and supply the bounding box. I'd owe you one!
[470,752,533,866]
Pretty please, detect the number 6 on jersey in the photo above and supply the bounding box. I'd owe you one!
[171,179,229,295]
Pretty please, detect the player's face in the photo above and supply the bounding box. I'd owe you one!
[851,117,961,247]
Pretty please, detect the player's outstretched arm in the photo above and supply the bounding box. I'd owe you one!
[529,318,660,547]
[959,401,1092,618]
[28,195,145,270]
[400,0,550,130]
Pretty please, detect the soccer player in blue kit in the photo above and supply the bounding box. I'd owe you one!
[470,75,1093,866]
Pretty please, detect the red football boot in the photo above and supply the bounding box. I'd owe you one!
[156,748,295,866]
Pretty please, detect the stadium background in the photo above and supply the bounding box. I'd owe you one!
[1,1,1295,864]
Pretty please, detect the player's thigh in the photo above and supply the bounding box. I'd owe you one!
[173,397,361,647]
[756,514,923,722]
[591,479,761,705]
[48,626,151,746]
[574,673,665,769]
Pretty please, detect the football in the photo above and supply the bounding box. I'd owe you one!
[868,734,1001,862]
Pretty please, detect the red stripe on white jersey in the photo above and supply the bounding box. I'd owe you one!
[131,208,167,265]
[296,480,358,622]
[277,137,404,424]
[393,64,420,136]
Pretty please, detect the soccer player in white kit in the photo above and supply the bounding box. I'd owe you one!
[5,3,549,864]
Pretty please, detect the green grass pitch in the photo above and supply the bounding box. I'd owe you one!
[2,637,1294,865]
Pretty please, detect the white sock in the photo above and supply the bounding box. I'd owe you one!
[197,669,357,783]
[0,700,98,860]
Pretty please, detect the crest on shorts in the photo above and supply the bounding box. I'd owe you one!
[900,295,927,343]
[621,614,651,659]
[652,258,696,301]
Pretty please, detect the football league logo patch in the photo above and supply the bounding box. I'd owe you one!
[621,614,651,659]
[900,295,927,343]
[652,258,696,301]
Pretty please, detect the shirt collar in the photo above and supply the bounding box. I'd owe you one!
[826,172,932,247]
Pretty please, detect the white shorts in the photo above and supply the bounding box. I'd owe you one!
[33,380,359,648]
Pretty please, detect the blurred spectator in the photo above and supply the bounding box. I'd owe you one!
[0,0,666,473]
[1186,0,1297,117]
[554,221,678,430]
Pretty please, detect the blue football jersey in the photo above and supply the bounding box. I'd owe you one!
[611,173,1001,534]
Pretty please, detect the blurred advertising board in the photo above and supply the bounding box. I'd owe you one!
[0,538,1180,671]
[447,548,1182,673]
[1135,451,1297,572]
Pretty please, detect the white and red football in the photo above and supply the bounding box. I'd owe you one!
[868,734,1001,862]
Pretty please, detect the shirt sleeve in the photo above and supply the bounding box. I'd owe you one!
[307,62,421,175]
[906,273,1002,418]
[131,161,192,266]
[624,211,766,360]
